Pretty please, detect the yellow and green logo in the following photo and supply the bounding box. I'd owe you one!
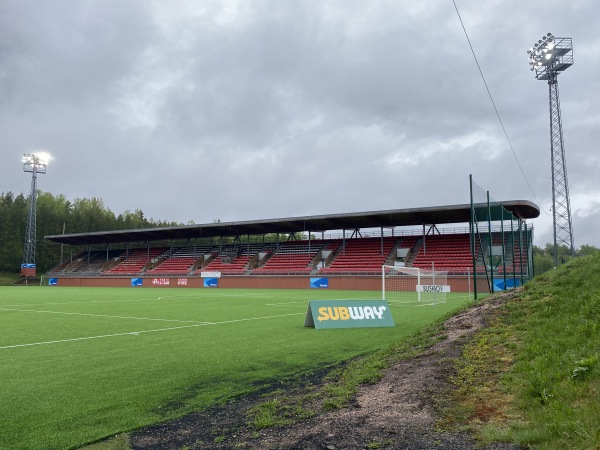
[304,300,395,329]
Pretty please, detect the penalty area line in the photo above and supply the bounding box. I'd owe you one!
[0,312,305,350]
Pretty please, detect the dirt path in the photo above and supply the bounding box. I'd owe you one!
[130,293,523,449]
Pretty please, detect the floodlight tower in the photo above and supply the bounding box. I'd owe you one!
[528,33,574,269]
[21,153,49,277]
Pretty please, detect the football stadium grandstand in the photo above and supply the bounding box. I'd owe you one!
[45,201,539,294]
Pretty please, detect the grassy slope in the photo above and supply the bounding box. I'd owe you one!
[450,252,600,449]
[0,273,20,286]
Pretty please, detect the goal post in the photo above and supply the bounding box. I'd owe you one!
[382,265,450,305]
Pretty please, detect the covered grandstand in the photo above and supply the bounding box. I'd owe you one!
[45,201,540,292]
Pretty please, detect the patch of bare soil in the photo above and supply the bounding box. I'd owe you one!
[129,292,524,450]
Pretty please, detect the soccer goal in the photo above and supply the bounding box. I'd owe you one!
[382,265,450,305]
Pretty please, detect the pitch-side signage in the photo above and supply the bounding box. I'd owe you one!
[310,277,329,289]
[201,271,222,278]
[304,300,395,329]
[416,285,451,293]
[204,277,219,288]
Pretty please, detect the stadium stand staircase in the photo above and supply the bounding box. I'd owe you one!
[253,240,326,274]
[103,248,167,275]
[50,250,127,276]
[319,237,398,274]
[197,243,268,274]
[146,246,202,275]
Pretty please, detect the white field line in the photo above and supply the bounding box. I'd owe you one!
[1,297,176,308]
[0,307,209,324]
[266,301,309,308]
[387,301,446,307]
[0,292,296,308]
[0,312,304,350]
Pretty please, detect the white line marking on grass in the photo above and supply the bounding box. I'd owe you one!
[387,301,445,307]
[266,301,309,308]
[2,297,173,308]
[0,307,209,324]
[0,312,305,350]
[204,312,304,325]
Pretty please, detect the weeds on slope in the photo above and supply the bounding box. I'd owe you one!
[447,253,600,449]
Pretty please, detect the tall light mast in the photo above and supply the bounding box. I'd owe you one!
[21,153,49,278]
[528,33,574,268]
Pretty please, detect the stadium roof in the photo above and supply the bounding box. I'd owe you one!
[45,200,540,246]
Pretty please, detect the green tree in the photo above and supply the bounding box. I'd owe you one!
[533,243,598,276]
[532,245,551,275]
[0,192,28,272]
[577,244,600,257]
[0,190,180,274]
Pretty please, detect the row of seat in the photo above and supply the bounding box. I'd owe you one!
[323,237,397,273]
[103,248,168,275]
[198,255,252,274]
[51,233,526,276]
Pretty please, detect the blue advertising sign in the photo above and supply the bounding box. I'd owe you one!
[131,278,143,287]
[492,278,521,292]
[310,277,329,289]
[48,278,58,286]
[204,277,219,288]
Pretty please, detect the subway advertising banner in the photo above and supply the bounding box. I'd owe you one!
[304,300,395,329]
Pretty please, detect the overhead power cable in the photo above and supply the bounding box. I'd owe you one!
[451,0,550,216]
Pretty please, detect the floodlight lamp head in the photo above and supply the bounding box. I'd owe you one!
[35,151,52,166]
[22,152,50,174]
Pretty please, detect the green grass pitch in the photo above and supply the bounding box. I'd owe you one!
[0,286,472,449]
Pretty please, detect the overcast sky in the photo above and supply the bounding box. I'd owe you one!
[1,0,599,247]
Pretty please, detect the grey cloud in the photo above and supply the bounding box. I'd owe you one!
[0,0,598,246]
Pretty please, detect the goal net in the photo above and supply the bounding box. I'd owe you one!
[382,265,450,305]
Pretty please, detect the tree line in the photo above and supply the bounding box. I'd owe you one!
[532,243,599,275]
[0,191,179,273]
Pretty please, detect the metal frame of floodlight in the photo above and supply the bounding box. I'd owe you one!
[528,34,574,269]
[528,34,573,80]
[22,153,50,274]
